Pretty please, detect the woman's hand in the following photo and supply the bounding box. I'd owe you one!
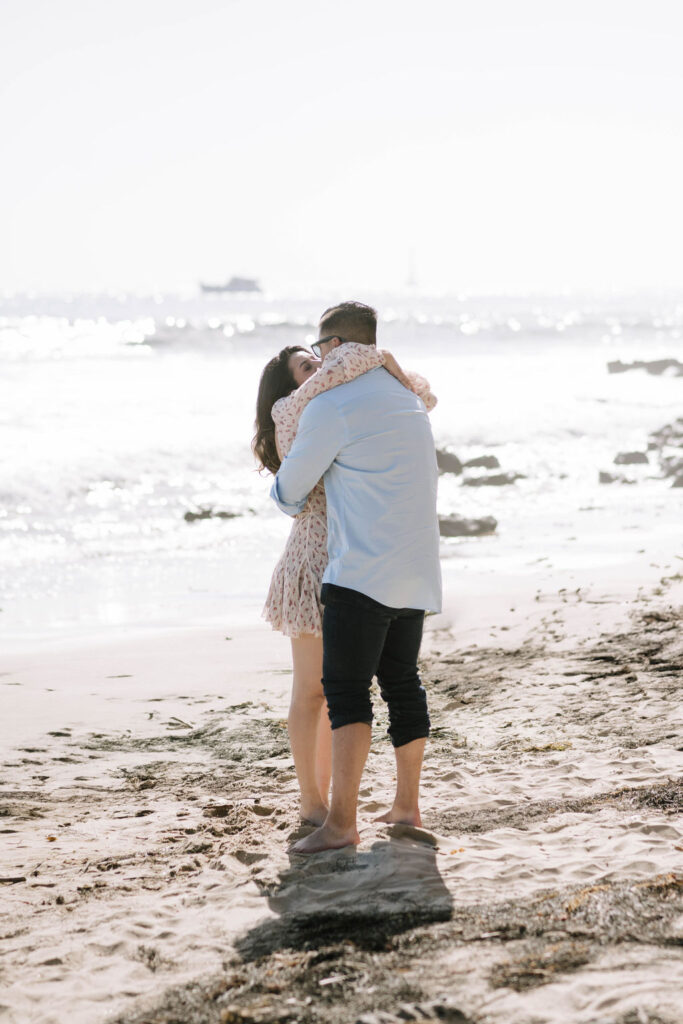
[380,350,414,391]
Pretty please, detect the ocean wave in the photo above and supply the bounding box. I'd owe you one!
[2,292,682,362]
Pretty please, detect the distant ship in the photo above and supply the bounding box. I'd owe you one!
[200,276,262,294]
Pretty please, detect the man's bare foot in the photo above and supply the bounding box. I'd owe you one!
[375,806,422,827]
[300,802,329,827]
[290,822,360,854]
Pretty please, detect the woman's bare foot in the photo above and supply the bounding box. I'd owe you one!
[300,802,329,827]
[375,805,422,827]
[290,822,360,854]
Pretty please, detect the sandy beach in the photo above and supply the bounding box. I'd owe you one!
[2,497,682,1024]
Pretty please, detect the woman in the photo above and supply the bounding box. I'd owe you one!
[253,341,436,826]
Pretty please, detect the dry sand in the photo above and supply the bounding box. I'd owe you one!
[1,551,682,1024]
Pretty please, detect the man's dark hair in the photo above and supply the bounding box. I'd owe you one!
[319,300,378,346]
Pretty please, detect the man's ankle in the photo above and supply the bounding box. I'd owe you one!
[324,812,357,836]
[379,803,421,826]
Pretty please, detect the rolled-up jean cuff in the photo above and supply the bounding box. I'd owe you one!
[328,711,374,731]
[390,722,430,748]
[323,677,373,731]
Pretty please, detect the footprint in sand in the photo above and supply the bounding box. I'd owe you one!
[232,849,269,865]
[360,800,385,813]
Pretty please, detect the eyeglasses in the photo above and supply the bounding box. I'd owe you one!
[310,335,347,358]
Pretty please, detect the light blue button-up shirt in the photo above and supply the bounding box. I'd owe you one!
[271,365,442,613]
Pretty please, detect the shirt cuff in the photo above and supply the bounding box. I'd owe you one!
[270,476,307,517]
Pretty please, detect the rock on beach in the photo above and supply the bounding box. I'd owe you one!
[184,507,241,523]
[649,417,683,448]
[614,451,649,465]
[438,514,498,537]
[435,449,463,475]
[463,472,525,487]
[462,454,500,470]
[607,358,683,377]
[599,471,635,485]
[660,455,683,478]
[647,417,683,486]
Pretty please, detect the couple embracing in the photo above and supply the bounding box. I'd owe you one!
[253,301,441,854]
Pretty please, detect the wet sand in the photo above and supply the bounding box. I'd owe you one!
[1,546,682,1024]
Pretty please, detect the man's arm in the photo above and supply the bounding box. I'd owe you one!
[270,396,346,516]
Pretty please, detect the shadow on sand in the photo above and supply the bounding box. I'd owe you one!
[236,824,454,961]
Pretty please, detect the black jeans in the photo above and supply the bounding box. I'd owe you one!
[321,583,430,748]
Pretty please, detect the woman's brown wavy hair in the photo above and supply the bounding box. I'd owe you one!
[252,345,306,475]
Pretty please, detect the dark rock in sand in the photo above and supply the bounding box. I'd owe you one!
[607,358,683,377]
[184,507,240,523]
[599,471,635,485]
[650,417,683,449]
[646,419,683,485]
[660,455,683,477]
[463,454,500,470]
[614,451,649,465]
[435,448,463,475]
[463,472,525,487]
[439,514,498,537]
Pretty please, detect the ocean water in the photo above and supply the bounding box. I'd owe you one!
[1,291,681,640]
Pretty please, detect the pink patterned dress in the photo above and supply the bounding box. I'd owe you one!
[263,343,437,639]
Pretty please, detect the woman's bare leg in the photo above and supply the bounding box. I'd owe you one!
[289,635,331,825]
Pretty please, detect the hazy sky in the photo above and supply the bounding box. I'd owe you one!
[2,0,683,294]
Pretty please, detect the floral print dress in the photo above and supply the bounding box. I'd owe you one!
[263,343,437,639]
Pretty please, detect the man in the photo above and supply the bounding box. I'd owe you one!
[271,300,441,854]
